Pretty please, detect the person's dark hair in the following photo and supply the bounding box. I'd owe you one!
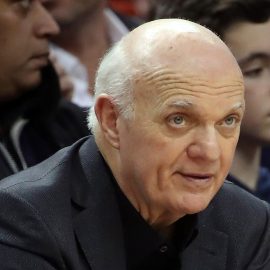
[150,0,270,37]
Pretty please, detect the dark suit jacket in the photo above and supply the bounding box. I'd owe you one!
[0,136,269,269]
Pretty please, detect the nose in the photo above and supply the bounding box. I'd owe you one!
[34,2,60,38]
[187,126,221,162]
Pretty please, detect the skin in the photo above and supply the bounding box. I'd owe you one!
[43,0,100,27]
[45,0,107,95]
[224,20,270,146]
[0,0,59,102]
[95,19,245,230]
[224,20,270,189]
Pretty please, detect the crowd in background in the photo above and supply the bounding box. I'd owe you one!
[2,0,268,201]
[0,0,270,198]
[0,0,270,268]
[0,0,270,196]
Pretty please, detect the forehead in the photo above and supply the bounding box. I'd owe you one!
[128,24,244,115]
[224,20,270,60]
[131,29,242,84]
[133,66,244,117]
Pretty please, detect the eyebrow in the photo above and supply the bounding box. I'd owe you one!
[168,100,194,108]
[231,102,245,111]
[237,52,270,66]
[167,100,245,112]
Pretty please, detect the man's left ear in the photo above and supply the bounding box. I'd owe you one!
[94,94,120,148]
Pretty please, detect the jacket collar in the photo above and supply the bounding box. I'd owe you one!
[71,137,126,270]
[181,225,228,269]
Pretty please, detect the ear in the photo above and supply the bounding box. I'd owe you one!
[94,94,120,149]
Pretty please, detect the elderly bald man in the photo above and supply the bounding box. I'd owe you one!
[0,19,269,270]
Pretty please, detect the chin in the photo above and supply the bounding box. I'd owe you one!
[184,202,210,215]
[173,193,214,216]
[20,73,42,91]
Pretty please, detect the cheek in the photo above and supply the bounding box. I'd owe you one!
[242,97,263,129]
[242,86,265,126]
[0,35,28,66]
[220,138,238,171]
[120,132,181,180]
[244,80,268,112]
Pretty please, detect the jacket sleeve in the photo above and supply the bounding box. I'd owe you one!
[0,190,65,269]
[0,244,59,269]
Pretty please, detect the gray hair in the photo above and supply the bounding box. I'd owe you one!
[87,40,136,136]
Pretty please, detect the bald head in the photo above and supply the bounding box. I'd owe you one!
[122,19,241,75]
[89,19,244,134]
[90,19,245,224]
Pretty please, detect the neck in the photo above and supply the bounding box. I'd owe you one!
[52,3,110,95]
[98,135,186,231]
[230,138,261,190]
[156,225,176,242]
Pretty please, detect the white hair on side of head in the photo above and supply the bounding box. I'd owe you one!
[87,40,136,136]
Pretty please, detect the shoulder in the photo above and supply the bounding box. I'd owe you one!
[0,146,71,267]
[0,137,87,203]
[199,182,270,267]
[204,181,270,224]
[199,181,270,251]
[217,180,269,211]
[184,182,270,269]
[0,137,90,268]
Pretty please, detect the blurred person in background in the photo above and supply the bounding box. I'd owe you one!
[0,0,88,180]
[262,147,270,170]
[109,0,152,21]
[45,0,140,108]
[151,0,270,202]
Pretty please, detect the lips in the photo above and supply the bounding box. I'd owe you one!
[32,52,49,59]
[29,52,49,68]
[180,173,214,181]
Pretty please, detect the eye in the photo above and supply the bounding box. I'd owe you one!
[168,114,185,127]
[217,114,241,137]
[224,116,236,126]
[221,115,240,128]
[243,67,263,78]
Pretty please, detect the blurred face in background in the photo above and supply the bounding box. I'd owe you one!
[0,0,59,102]
[224,20,270,145]
[44,0,101,27]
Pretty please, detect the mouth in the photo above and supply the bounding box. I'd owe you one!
[29,52,49,68]
[32,50,50,58]
[179,173,214,182]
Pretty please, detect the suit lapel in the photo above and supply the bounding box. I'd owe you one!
[73,206,126,270]
[71,138,126,270]
[181,227,228,270]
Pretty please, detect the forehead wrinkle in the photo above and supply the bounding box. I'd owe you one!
[163,99,245,117]
[156,82,243,97]
[142,69,243,97]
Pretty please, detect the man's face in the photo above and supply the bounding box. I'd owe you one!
[224,20,270,145]
[44,0,100,26]
[0,0,59,101]
[116,42,244,223]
